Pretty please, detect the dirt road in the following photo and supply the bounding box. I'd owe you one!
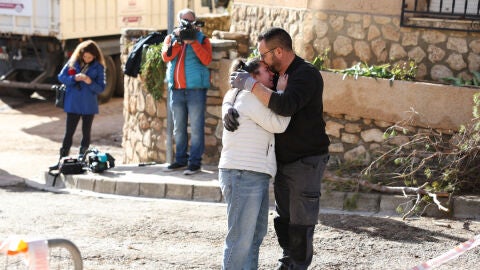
[1,185,479,270]
[1,96,479,269]
[0,95,124,183]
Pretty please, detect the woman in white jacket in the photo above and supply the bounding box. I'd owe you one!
[219,58,290,270]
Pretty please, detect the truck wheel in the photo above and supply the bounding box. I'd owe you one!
[113,55,124,97]
[98,56,116,104]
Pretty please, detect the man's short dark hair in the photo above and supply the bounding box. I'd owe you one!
[257,27,293,51]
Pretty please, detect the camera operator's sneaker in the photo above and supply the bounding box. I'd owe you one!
[164,162,187,172]
[183,165,201,175]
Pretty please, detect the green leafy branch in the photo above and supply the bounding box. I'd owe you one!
[140,43,166,100]
[442,71,480,87]
[314,58,417,82]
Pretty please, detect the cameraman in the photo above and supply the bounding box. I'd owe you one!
[161,8,212,175]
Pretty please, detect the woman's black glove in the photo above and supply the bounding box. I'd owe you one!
[223,107,240,132]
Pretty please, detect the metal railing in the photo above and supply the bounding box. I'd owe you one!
[401,0,480,32]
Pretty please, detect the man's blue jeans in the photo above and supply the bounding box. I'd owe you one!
[169,88,206,167]
[219,169,270,270]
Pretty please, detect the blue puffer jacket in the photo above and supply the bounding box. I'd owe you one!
[58,60,106,115]
[166,31,210,90]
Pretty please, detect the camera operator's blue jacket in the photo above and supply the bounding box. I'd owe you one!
[161,31,212,90]
[58,60,106,115]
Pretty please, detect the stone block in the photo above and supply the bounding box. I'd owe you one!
[329,143,345,153]
[344,192,380,212]
[360,128,384,143]
[76,177,94,191]
[115,182,140,196]
[217,59,235,97]
[166,184,193,200]
[379,194,415,216]
[94,179,116,194]
[212,50,227,60]
[453,196,480,219]
[193,185,222,202]
[320,190,346,210]
[140,182,166,198]
[422,196,452,218]
[45,173,66,188]
[64,176,77,189]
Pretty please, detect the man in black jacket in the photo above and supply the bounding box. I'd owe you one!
[225,27,330,269]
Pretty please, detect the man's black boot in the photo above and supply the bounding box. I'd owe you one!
[274,217,291,269]
[288,224,315,269]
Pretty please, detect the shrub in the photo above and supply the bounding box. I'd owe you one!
[140,44,166,100]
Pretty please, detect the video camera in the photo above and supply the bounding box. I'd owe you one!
[175,19,205,43]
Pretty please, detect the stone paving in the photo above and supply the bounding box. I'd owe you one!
[24,163,480,221]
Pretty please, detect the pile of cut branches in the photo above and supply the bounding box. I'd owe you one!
[324,93,480,219]
[363,94,480,194]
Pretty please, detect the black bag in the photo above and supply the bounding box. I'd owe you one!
[59,157,85,175]
[53,84,66,108]
[48,156,85,186]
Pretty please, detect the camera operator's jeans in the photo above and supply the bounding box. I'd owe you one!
[169,88,206,167]
[219,169,270,270]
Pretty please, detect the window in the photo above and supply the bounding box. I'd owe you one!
[401,0,480,32]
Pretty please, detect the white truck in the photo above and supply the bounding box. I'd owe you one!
[0,0,228,102]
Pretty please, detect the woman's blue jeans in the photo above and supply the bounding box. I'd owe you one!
[219,169,270,270]
[169,88,206,167]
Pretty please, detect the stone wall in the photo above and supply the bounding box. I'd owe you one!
[324,111,449,167]
[325,113,393,166]
[223,0,480,165]
[231,0,480,82]
[321,71,479,165]
[120,2,480,167]
[196,13,231,38]
[120,28,236,165]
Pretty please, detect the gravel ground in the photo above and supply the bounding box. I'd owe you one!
[0,185,479,270]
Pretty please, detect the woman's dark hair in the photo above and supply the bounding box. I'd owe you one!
[69,40,106,68]
[230,57,262,75]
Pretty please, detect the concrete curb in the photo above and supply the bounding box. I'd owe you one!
[24,164,480,220]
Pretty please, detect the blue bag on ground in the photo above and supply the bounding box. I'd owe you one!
[83,148,115,173]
